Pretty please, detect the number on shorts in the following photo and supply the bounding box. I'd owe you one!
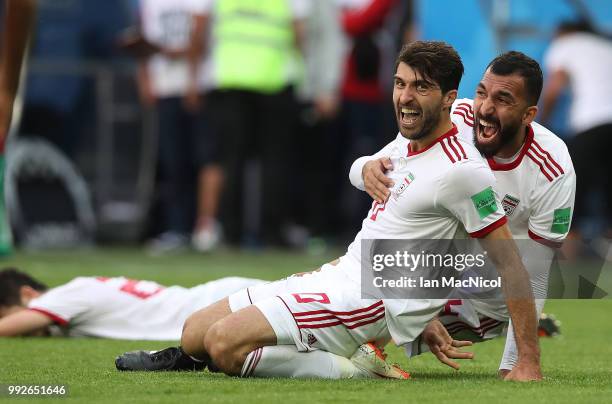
[292,293,330,304]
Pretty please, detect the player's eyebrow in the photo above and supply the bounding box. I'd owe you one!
[477,82,486,90]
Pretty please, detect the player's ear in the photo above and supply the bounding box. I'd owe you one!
[443,89,457,109]
[522,105,538,125]
[20,285,41,305]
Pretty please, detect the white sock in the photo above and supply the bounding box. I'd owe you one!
[241,346,371,379]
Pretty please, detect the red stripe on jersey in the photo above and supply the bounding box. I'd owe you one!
[526,150,554,181]
[445,317,499,334]
[456,103,474,115]
[297,312,387,330]
[446,137,463,162]
[532,139,564,174]
[529,145,560,178]
[296,306,385,325]
[28,308,69,326]
[440,138,456,163]
[452,111,474,127]
[528,230,563,248]
[292,300,384,317]
[487,125,534,171]
[451,136,468,159]
[455,105,474,119]
[407,125,458,156]
[469,216,508,238]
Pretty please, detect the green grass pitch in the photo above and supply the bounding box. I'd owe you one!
[1,249,610,403]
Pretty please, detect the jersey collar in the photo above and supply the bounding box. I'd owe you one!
[406,124,458,157]
[486,124,534,171]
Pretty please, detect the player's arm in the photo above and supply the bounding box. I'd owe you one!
[349,138,398,202]
[539,69,568,124]
[500,163,576,373]
[184,11,209,111]
[0,309,52,337]
[478,225,541,381]
[439,161,541,380]
[0,0,37,144]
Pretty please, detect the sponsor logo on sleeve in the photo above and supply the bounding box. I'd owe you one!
[551,207,571,234]
[471,186,498,219]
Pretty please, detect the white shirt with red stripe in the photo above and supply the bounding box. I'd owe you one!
[345,125,507,276]
[345,124,507,346]
[451,98,576,246]
[27,276,263,340]
[451,98,576,370]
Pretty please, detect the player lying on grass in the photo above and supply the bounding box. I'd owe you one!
[350,51,575,377]
[117,41,542,381]
[0,268,263,343]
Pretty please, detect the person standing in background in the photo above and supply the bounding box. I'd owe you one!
[138,0,223,254]
[289,0,343,247]
[189,0,308,248]
[540,20,612,255]
[0,0,37,256]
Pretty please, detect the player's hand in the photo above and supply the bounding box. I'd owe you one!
[362,157,394,203]
[183,86,201,113]
[503,361,542,382]
[422,318,474,370]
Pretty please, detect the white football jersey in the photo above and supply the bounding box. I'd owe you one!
[28,276,263,340]
[344,124,507,345]
[344,124,507,276]
[140,0,207,97]
[451,98,576,246]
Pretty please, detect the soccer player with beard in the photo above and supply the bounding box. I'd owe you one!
[351,51,575,376]
[117,42,541,381]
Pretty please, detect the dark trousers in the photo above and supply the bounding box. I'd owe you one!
[569,122,612,231]
[157,97,215,235]
[207,87,296,245]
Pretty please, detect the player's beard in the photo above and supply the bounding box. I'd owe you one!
[397,101,441,141]
[472,113,519,157]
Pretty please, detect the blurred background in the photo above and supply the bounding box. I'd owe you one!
[1,0,611,258]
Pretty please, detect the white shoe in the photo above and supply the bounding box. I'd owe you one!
[192,221,221,252]
[146,232,189,256]
[350,343,410,380]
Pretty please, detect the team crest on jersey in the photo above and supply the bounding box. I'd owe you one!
[392,172,415,201]
[502,194,520,216]
[307,333,318,347]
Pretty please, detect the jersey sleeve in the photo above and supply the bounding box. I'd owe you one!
[528,168,576,247]
[27,278,96,326]
[451,98,475,139]
[436,159,507,238]
[383,299,446,347]
[349,135,403,191]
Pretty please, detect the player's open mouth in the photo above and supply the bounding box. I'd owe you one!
[400,107,421,126]
[478,118,499,140]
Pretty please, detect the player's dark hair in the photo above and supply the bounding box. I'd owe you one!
[486,51,543,106]
[0,268,47,307]
[395,41,464,94]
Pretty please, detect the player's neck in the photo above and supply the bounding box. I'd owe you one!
[495,125,528,159]
[409,117,454,153]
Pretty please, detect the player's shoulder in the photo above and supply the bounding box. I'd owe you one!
[451,98,475,126]
[527,122,574,180]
